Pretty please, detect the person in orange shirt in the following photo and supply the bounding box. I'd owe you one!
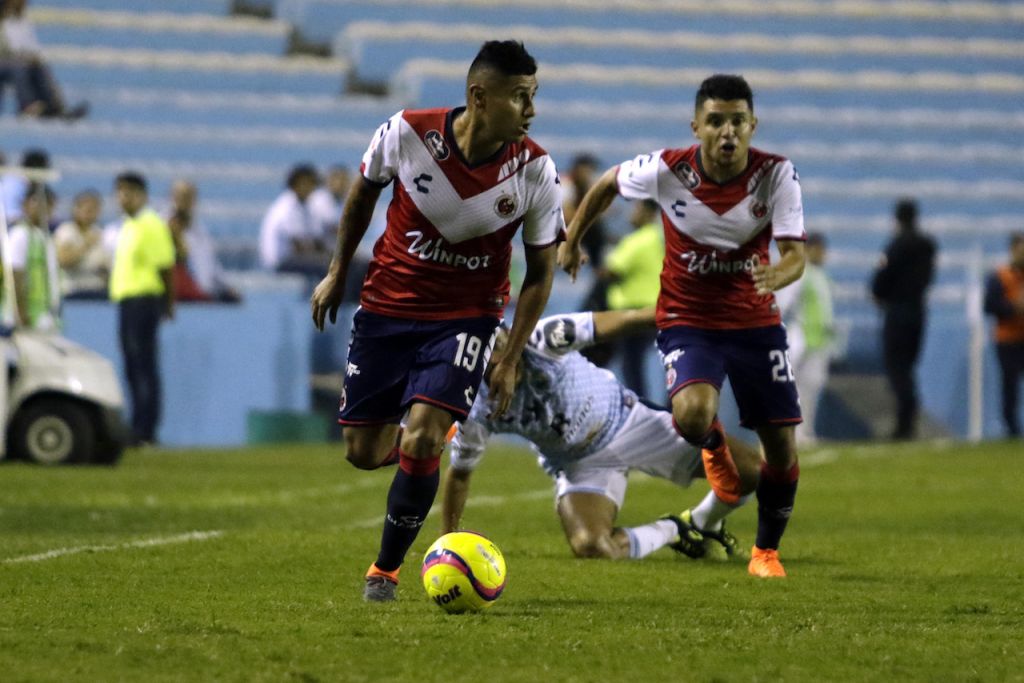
[983,232,1024,437]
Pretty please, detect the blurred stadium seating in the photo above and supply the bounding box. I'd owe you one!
[4,0,1023,441]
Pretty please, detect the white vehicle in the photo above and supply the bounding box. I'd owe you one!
[0,167,127,465]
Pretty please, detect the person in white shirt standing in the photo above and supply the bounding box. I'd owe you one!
[258,164,329,277]
[54,189,109,299]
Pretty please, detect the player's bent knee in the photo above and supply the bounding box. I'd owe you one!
[568,531,616,559]
[342,430,390,469]
[399,425,446,459]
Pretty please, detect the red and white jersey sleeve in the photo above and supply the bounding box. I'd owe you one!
[356,107,565,320]
[359,111,403,186]
[615,145,805,330]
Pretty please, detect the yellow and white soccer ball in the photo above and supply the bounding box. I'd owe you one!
[421,531,507,613]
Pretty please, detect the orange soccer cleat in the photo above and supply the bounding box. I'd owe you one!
[747,547,787,578]
[701,421,742,505]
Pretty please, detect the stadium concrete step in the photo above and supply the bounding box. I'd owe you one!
[277,0,1024,47]
[35,0,233,14]
[46,45,346,94]
[337,20,1024,85]
[394,57,1024,111]
[60,87,397,131]
[32,6,290,55]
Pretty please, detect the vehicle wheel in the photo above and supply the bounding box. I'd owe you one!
[12,399,95,465]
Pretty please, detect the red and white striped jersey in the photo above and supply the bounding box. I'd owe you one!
[358,107,564,320]
[616,145,805,330]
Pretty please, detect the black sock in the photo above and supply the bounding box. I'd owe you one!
[374,452,440,572]
[755,462,799,551]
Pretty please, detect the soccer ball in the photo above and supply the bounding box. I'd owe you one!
[421,531,507,613]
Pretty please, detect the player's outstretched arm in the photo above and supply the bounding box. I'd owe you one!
[310,179,382,330]
[591,307,657,343]
[557,166,619,281]
[487,245,556,416]
[752,239,806,296]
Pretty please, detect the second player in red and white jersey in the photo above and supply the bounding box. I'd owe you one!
[616,144,805,330]
[359,106,564,320]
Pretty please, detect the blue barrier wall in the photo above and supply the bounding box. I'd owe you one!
[61,286,312,448]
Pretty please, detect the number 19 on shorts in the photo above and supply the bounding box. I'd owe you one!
[769,349,795,383]
[453,332,483,371]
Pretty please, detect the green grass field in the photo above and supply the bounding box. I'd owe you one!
[2,439,1022,682]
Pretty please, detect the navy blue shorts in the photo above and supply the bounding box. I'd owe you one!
[338,309,499,425]
[657,324,802,429]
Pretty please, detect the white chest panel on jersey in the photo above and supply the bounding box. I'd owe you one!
[397,119,530,245]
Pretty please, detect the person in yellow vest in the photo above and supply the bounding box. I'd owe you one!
[983,231,1024,437]
[600,198,664,397]
[777,232,834,445]
[8,182,60,330]
[109,171,176,447]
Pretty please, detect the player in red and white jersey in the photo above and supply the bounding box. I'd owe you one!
[311,41,564,601]
[559,75,806,578]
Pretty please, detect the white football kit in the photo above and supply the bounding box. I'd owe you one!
[449,312,702,508]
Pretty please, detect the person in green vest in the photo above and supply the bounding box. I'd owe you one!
[600,198,665,397]
[109,171,176,447]
[9,182,60,331]
[778,232,834,445]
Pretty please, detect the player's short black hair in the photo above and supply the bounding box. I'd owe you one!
[1009,231,1024,248]
[468,41,537,78]
[895,198,918,229]
[21,148,50,169]
[286,163,319,189]
[695,74,754,112]
[639,198,660,213]
[115,171,148,192]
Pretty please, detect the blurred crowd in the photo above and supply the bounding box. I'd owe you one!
[1,143,1021,442]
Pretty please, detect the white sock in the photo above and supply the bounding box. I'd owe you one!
[690,491,752,532]
[624,519,679,559]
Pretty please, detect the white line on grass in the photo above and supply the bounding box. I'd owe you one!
[349,488,554,530]
[2,530,224,565]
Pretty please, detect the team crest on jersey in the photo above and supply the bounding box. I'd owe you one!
[494,193,517,218]
[665,367,677,389]
[750,201,769,219]
[424,130,449,161]
[672,162,701,190]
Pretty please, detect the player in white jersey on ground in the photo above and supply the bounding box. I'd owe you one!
[311,41,564,601]
[443,309,763,560]
[559,75,806,578]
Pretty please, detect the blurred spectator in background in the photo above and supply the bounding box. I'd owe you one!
[259,163,330,278]
[599,198,664,397]
[871,198,936,440]
[983,231,1024,438]
[1,147,47,222]
[308,164,350,239]
[109,171,175,447]
[167,179,240,303]
[8,182,58,329]
[777,232,834,445]
[563,153,614,365]
[0,0,87,120]
[54,189,109,299]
